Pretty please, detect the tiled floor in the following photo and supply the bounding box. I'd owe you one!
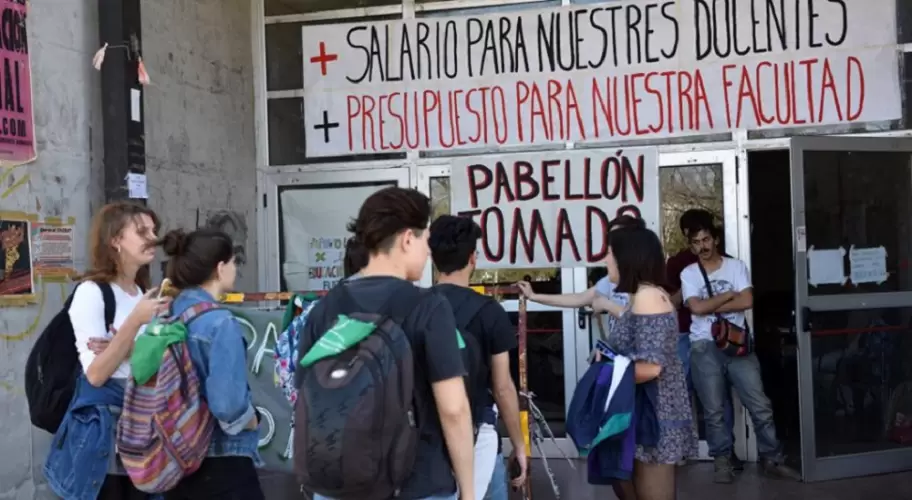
[260,459,912,499]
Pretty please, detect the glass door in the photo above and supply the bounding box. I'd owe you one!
[263,167,411,292]
[417,165,581,458]
[655,150,746,462]
[791,136,912,481]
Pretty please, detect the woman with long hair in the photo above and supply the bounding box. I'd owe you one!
[45,202,168,500]
[602,225,697,500]
[158,228,264,499]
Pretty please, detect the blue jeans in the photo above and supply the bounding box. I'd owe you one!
[678,334,735,438]
[689,340,782,460]
[484,454,508,500]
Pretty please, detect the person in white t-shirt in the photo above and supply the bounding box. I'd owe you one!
[680,220,800,484]
[45,202,170,500]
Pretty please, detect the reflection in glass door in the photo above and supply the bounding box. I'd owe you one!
[419,166,580,458]
[791,136,912,482]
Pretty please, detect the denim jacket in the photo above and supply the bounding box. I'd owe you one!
[44,376,124,500]
[173,287,263,466]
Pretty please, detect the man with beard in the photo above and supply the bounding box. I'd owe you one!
[679,217,800,484]
[665,210,739,470]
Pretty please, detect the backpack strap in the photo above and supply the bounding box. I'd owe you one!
[450,293,489,332]
[390,286,430,325]
[175,302,220,326]
[97,282,117,330]
[64,281,117,329]
[696,262,723,322]
[335,281,426,327]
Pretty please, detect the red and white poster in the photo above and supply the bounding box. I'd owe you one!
[0,0,34,164]
[301,0,899,157]
[450,147,659,269]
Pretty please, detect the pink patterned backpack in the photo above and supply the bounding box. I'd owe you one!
[116,303,217,493]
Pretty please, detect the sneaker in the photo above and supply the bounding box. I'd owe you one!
[760,458,802,481]
[713,456,735,484]
[730,453,744,472]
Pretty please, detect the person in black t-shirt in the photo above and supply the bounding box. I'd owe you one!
[305,188,475,500]
[429,215,528,500]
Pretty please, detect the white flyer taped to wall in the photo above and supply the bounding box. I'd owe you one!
[126,173,148,199]
[807,246,846,287]
[301,0,900,157]
[450,147,658,269]
[849,245,888,285]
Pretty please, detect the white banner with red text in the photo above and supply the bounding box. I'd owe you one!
[301,0,899,157]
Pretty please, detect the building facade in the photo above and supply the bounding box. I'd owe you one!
[2,0,912,497]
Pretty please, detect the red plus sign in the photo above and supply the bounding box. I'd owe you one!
[309,42,338,76]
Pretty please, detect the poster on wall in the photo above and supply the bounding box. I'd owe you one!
[450,147,659,269]
[0,218,34,299]
[307,236,347,291]
[301,0,900,157]
[0,0,35,165]
[30,223,75,279]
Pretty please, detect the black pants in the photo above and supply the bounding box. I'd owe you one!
[98,474,148,500]
[164,456,265,500]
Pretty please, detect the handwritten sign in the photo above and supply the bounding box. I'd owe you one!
[450,147,658,268]
[849,245,888,285]
[0,0,34,163]
[301,0,899,157]
[307,237,346,290]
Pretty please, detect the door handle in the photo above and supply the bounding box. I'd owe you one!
[578,307,588,329]
[799,306,813,332]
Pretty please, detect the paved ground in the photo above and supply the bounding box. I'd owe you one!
[260,459,912,499]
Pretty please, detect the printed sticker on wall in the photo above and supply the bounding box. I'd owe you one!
[849,245,889,285]
[0,218,35,302]
[30,223,75,279]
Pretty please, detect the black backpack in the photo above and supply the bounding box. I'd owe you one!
[446,293,489,428]
[25,281,116,433]
[294,284,428,500]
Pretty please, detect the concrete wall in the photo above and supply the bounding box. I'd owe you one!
[142,0,258,290]
[0,0,104,498]
[0,1,256,498]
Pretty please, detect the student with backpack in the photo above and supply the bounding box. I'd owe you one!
[296,187,476,500]
[428,215,528,499]
[41,202,168,500]
[147,228,264,499]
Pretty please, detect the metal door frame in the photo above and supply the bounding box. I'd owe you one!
[656,149,752,462]
[790,136,912,481]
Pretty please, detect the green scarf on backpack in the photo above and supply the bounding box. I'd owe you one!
[299,314,467,368]
[131,321,188,385]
